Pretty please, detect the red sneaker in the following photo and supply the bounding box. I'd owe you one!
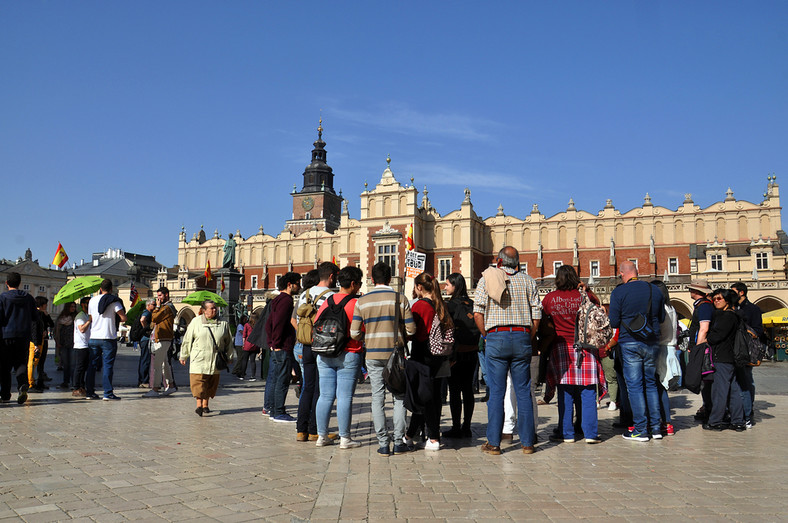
[665,423,675,436]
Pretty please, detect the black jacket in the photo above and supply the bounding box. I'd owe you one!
[0,290,38,341]
[707,309,738,364]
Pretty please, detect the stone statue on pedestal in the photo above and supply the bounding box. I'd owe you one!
[222,234,237,269]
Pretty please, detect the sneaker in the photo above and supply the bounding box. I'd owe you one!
[392,443,411,455]
[272,414,297,423]
[622,431,649,442]
[652,432,663,440]
[607,401,618,411]
[745,419,754,430]
[103,394,121,401]
[403,435,416,450]
[143,390,161,398]
[84,393,100,400]
[340,437,361,449]
[424,439,440,451]
[549,433,574,443]
[664,423,675,436]
[17,385,28,404]
[731,424,746,432]
[138,383,150,388]
[247,377,257,382]
[315,435,334,447]
[162,387,176,396]
[585,437,602,444]
[480,442,502,455]
[261,408,270,416]
[702,423,728,431]
[238,376,245,381]
[694,406,707,421]
[72,388,86,397]
[377,445,391,456]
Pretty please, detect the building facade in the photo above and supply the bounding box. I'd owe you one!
[173,128,786,319]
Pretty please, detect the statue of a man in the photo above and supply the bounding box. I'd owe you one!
[222,233,237,269]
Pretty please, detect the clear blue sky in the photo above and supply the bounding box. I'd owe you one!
[2,2,786,268]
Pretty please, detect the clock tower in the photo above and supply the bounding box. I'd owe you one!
[287,120,343,236]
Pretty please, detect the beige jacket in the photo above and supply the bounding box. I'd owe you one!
[481,267,509,305]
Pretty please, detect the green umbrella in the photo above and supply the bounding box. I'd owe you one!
[53,276,104,305]
[182,290,228,308]
[124,299,148,325]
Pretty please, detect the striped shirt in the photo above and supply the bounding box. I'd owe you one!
[350,285,416,360]
[474,268,541,331]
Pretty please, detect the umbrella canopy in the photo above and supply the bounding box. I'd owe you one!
[124,299,148,325]
[53,276,104,305]
[762,307,788,326]
[182,290,228,308]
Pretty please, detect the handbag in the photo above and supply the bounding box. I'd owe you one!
[206,323,229,372]
[382,291,407,395]
[621,283,655,340]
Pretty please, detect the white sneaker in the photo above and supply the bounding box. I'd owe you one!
[403,435,416,449]
[607,401,618,411]
[316,435,334,447]
[339,437,361,449]
[424,439,441,451]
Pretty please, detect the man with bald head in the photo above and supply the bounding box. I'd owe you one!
[608,261,665,442]
[474,246,541,455]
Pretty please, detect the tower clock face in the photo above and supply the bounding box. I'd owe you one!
[302,196,315,211]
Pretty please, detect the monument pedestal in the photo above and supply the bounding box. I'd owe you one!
[216,268,243,323]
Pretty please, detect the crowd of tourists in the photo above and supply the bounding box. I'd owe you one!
[0,247,766,453]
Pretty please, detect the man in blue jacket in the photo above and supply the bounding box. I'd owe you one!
[0,272,38,404]
[608,261,665,442]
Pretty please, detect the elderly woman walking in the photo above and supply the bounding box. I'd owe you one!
[179,300,234,416]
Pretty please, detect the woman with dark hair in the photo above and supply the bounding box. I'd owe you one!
[404,272,454,451]
[651,280,679,436]
[542,265,605,444]
[54,302,77,390]
[239,312,260,381]
[704,288,745,431]
[442,273,480,439]
[179,300,234,416]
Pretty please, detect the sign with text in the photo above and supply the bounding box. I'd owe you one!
[405,250,426,279]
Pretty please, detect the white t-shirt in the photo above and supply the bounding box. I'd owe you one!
[88,295,124,340]
[74,311,90,349]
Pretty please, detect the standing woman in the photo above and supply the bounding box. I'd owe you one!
[405,272,454,451]
[179,300,234,416]
[542,265,605,444]
[54,302,77,390]
[239,312,260,381]
[704,289,745,431]
[442,273,480,439]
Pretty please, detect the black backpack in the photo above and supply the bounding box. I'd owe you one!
[129,317,148,342]
[311,294,354,357]
[733,316,764,368]
[450,298,480,347]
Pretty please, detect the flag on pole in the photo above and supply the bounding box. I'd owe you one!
[204,260,212,282]
[129,283,140,307]
[52,243,69,268]
[332,255,336,265]
[220,275,226,293]
[405,223,414,251]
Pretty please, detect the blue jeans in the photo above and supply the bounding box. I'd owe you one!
[316,351,361,438]
[88,339,118,397]
[263,349,275,411]
[138,337,151,386]
[558,385,597,439]
[484,331,534,447]
[366,357,407,447]
[293,342,305,378]
[269,350,291,416]
[736,366,754,421]
[710,362,744,426]
[620,341,661,435]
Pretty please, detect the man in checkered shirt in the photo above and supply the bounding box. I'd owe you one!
[474,246,541,455]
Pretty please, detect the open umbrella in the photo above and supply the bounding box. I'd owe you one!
[53,276,104,305]
[182,290,228,308]
[762,307,788,327]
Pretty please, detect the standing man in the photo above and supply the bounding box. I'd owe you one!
[687,279,714,421]
[0,272,38,404]
[264,272,301,422]
[138,299,155,388]
[294,261,338,441]
[146,287,177,397]
[474,246,541,455]
[87,279,127,401]
[731,281,762,428]
[608,261,665,441]
[72,297,91,397]
[351,262,417,456]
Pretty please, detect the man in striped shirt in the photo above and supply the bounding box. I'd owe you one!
[350,262,416,456]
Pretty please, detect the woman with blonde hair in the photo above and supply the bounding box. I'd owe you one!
[404,272,454,451]
[179,300,234,416]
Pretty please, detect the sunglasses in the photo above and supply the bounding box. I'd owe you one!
[712,296,725,302]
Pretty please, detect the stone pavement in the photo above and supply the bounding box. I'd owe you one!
[1,344,787,522]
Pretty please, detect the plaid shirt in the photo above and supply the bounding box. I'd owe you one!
[474,268,541,331]
[546,339,607,390]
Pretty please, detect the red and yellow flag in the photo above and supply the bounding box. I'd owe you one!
[220,275,226,292]
[129,283,140,307]
[405,223,414,251]
[52,243,69,268]
[204,260,212,282]
[332,255,336,265]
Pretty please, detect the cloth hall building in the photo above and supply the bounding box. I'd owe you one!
[170,127,787,320]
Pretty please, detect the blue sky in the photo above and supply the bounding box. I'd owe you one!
[2,2,786,268]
